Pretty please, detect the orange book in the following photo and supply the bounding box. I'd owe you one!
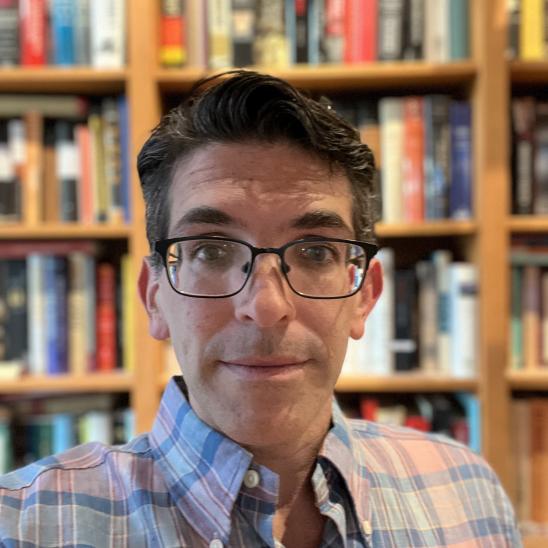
[22,111,43,225]
[96,262,117,371]
[159,0,186,67]
[402,96,425,221]
[76,123,93,224]
[523,265,541,370]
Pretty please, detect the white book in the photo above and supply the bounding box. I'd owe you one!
[358,247,395,375]
[424,0,449,62]
[80,410,112,445]
[416,260,438,373]
[208,0,232,69]
[448,262,478,377]
[432,250,452,374]
[379,99,403,223]
[187,0,208,67]
[27,254,46,375]
[90,0,125,68]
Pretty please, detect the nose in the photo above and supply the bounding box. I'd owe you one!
[233,254,296,327]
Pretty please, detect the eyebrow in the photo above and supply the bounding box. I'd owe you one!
[171,207,353,235]
[290,210,353,234]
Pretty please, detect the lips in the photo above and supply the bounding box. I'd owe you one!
[219,356,307,367]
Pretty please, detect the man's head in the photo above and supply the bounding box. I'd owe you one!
[137,71,382,449]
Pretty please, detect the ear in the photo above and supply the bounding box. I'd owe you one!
[349,258,383,340]
[138,257,170,340]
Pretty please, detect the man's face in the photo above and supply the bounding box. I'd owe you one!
[140,141,381,447]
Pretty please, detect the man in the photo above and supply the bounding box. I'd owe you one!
[0,71,520,547]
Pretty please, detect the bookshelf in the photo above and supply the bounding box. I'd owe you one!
[0,0,546,544]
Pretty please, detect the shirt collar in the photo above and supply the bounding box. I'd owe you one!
[150,376,371,543]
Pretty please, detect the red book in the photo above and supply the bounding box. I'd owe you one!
[402,96,425,221]
[76,124,93,225]
[344,0,377,62]
[159,0,186,67]
[19,0,47,66]
[359,397,379,421]
[405,415,431,433]
[96,262,117,371]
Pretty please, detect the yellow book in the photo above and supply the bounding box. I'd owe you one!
[521,0,544,60]
[121,254,135,373]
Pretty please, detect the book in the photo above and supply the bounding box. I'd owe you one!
[90,0,125,68]
[323,0,345,63]
[416,260,438,373]
[160,0,186,67]
[512,97,536,214]
[530,399,548,523]
[393,269,418,371]
[254,0,290,66]
[306,0,323,64]
[379,97,403,222]
[0,95,88,118]
[523,265,541,370]
[448,262,478,378]
[0,0,19,66]
[403,0,424,60]
[54,121,80,222]
[101,98,123,223]
[19,0,47,66]
[231,0,255,66]
[121,254,135,372]
[75,123,93,224]
[50,0,76,65]
[27,254,47,376]
[0,407,11,474]
[7,118,25,221]
[186,0,208,67]
[521,0,544,60]
[507,0,520,59]
[74,0,91,65]
[23,111,44,225]
[208,0,232,68]
[449,101,473,219]
[512,398,531,522]
[402,96,425,221]
[117,96,131,224]
[96,262,117,371]
[424,0,448,62]
[0,120,18,222]
[43,123,60,223]
[449,0,469,60]
[534,101,548,214]
[510,266,524,370]
[292,0,309,63]
[433,250,452,374]
[378,0,404,61]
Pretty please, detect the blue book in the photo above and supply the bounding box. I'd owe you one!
[118,95,132,223]
[307,0,321,64]
[449,0,469,60]
[285,0,296,64]
[455,392,481,454]
[449,101,473,219]
[52,413,75,454]
[51,0,76,66]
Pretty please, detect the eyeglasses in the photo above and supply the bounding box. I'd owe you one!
[153,236,378,299]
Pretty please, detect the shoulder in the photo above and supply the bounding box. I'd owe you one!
[0,433,152,493]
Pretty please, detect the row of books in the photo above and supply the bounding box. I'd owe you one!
[334,95,472,223]
[511,97,548,216]
[0,241,135,379]
[512,397,548,525]
[510,238,548,370]
[343,248,478,378]
[0,394,134,473]
[0,0,125,68]
[0,95,131,225]
[160,0,470,69]
[507,0,548,61]
[339,392,480,453]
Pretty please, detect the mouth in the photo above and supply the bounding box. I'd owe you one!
[218,358,309,380]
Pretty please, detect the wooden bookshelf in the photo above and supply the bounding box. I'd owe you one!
[524,535,548,548]
[335,374,478,393]
[0,373,133,395]
[376,220,477,238]
[510,60,548,84]
[157,61,477,93]
[0,67,128,93]
[0,224,132,240]
[508,216,548,232]
[507,370,548,391]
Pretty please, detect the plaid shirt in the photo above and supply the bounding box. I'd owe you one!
[0,377,521,547]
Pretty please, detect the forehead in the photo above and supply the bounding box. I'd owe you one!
[167,142,354,235]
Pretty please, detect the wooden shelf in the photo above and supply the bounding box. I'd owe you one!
[524,536,548,548]
[508,216,548,232]
[157,61,477,93]
[0,67,127,93]
[376,220,477,238]
[0,224,132,239]
[0,373,134,395]
[510,60,548,84]
[335,373,478,393]
[507,370,548,391]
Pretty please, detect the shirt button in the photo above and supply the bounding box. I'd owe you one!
[209,540,223,548]
[243,469,260,488]
[362,520,372,535]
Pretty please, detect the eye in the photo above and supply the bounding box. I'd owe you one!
[300,244,338,263]
[192,243,228,262]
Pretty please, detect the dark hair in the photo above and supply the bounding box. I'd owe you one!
[137,70,378,266]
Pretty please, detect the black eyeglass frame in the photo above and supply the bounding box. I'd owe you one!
[153,235,379,300]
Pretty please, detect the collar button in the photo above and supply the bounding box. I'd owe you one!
[209,540,223,548]
[243,469,260,488]
[362,520,372,535]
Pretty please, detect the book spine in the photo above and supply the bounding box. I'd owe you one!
[507,0,520,58]
[231,0,254,67]
[117,96,131,224]
[186,0,208,67]
[379,97,403,222]
[54,121,80,222]
[534,101,548,215]
[121,254,134,372]
[7,119,25,222]
[530,399,548,522]
[75,123,93,224]
[19,0,47,66]
[23,111,44,225]
[378,0,404,61]
[0,0,19,65]
[449,101,473,219]
[27,254,46,375]
[511,266,524,370]
[5,259,27,367]
[449,0,469,60]
[541,270,548,365]
[101,98,122,223]
[403,0,424,60]
[393,269,418,371]
[523,265,541,370]
[50,0,76,65]
[416,260,438,373]
[0,120,18,222]
[433,249,452,374]
[306,0,321,64]
[402,96,425,221]
[74,0,90,65]
[208,0,232,68]
[96,262,117,371]
[521,0,544,60]
[88,110,106,223]
[90,0,125,68]
[160,0,186,68]
[68,252,89,375]
[254,0,290,66]
[323,0,345,63]
[363,0,378,61]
